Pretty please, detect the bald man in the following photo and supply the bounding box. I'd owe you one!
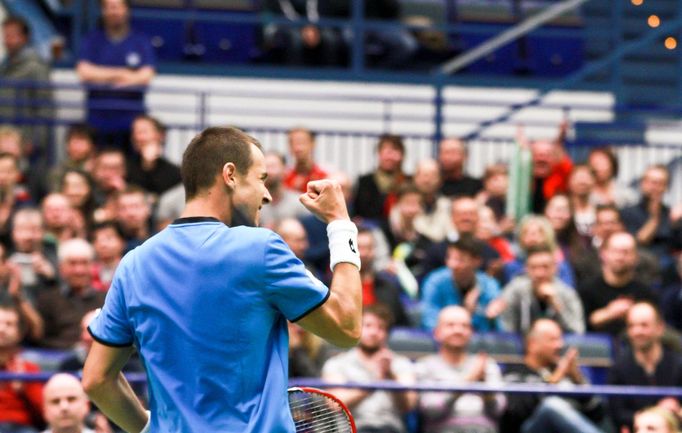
[42,373,94,433]
[501,318,604,433]
[415,306,505,433]
[608,302,682,433]
[437,138,482,198]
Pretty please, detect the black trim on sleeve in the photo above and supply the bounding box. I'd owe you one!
[291,288,332,323]
[87,326,134,348]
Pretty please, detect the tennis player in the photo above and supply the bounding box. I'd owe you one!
[81,127,362,432]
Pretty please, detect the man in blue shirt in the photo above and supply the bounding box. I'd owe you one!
[76,0,155,150]
[82,127,362,432]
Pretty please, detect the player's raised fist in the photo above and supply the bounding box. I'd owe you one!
[299,179,350,224]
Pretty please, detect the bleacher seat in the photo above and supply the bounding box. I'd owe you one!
[388,327,437,359]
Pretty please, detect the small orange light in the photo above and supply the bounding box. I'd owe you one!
[631,0,643,5]
[648,15,660,28]
[665,37,677,50]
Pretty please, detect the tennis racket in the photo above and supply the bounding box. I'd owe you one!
[288,386,357,433]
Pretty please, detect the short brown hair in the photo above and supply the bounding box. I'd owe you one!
[363,303,394,330]
[181,127,262,200]
[377,134,405,155]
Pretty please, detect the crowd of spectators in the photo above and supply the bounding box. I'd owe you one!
[0,1,682,432]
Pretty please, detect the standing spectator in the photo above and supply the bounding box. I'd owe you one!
[114,186,152,251]
[322,304,416,433]
[501,318,605,433]
[42,373,96,433]
[499,245,584,335]
[608,302,682,433]
[438,137,483,198]
[90,221,125,292]
[76,0,155,150]
[126,115,181,196]
[0,303,43,433]
[283,127,328,193]
[259,151,307,229]
[353,134,409,226]
[587,147,637,208]
[35,239,106,349]
[579,231,657,336]
[421,236,502,332]
[0,16,52,153]
[412,158,452,243]
[416,306,506,433]
[356,227,410,327]
[621,165,676,267]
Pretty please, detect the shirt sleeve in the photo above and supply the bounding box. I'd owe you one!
[263,232,330,322]
[88,276,134,347]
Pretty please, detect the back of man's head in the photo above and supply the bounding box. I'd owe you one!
[181,127,260,200]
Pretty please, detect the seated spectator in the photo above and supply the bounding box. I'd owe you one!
[499,245,584,335]
[501,318,605,433]
[476,163,509,226]
[412,158,452,243]
[153,184,184,231]
[408,196,500,282]
[322,304,416,433]
[621,164,676,274]
[660,254,682,332]
[356,227,410,327]
[438,137,483,198]
[8,208,58,299]
[476,205,514,281]
[126,115,181,196]
[42,373,98,433]
[421,236,502,332]
[386,183,423,249]
[114,186,152,252]
[544,194,594,290]
[35,239,106,349]
[283,127,328,193]
[41,193,78,245]
[58,170,96,236]
[353,134,409,227]
[504,215,575,288]
[0,151,33,242]
[567,165,596,238]
[587,147,637,208]
[259,151,307,229]
[261,0,342,66]
[608,302,682,433]
[633,406,680,433]
[0,243,43,342]
[578,231,657,337]
[0,302,43,433]
[287,322,332,379]
[416,306,506,433]
[47,124,96,190]
[91,149,128,223]
[90,222,125,292]
[274,217,325,282]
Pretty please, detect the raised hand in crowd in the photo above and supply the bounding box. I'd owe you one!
[466,352,489,382]
[549,347,584,384]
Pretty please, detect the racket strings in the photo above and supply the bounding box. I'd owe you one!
[289,392,353,433]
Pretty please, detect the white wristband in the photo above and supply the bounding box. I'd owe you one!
[327,220,361,271]
[139,410,151,433]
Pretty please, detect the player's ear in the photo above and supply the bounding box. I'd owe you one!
[222,162,237,189]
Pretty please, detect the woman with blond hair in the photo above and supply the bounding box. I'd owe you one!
[634,406,680,433]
